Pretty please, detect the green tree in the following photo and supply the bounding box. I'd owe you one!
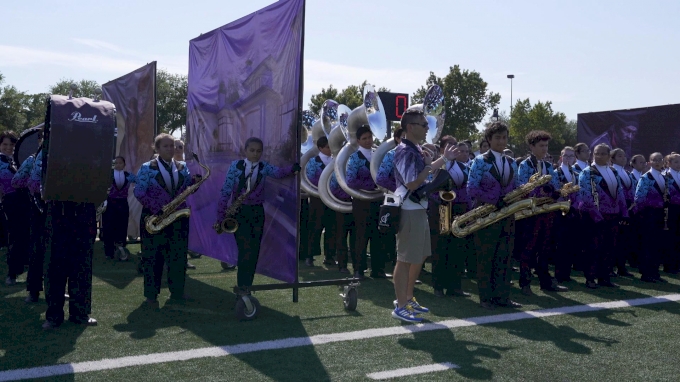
[156,69,187,135]
[49,79,101,98]
[412,66,501,141]
[507,98,573,156]
[308,81,389,115]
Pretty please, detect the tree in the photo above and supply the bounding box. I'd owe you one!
[156,69,187,135]
[49,79,101,99]
[507,98,574,156]
[308,81,389,116]
[412,66,501,141]
[0,83,28,132]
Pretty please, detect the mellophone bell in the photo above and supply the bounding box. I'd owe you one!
[40,89,117,329]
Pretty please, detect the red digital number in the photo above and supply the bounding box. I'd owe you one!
[395,95,408,119]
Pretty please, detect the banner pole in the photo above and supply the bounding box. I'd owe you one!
[293,0,306,303]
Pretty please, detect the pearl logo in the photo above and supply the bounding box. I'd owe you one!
[379,213,390,225]
[68,112,98,123]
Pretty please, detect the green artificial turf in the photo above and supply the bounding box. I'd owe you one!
[1,242,680,381]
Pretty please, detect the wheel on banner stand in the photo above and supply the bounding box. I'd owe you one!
[340,283,359,311]
[188,250,202,259]
[221,261,236,271]
[235,295,261,321]
[116,246,130,262]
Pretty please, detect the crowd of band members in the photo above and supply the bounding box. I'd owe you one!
[301,117,680,317]
[1,119,679,326]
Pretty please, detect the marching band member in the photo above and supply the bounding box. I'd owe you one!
[467,121,522,310]
[630,154,646,183]
[135,134,199,305]
[432,140,472,298]
[665,153,680,274]
[215,137,299,296]
[41,155,99,329]
[554,146,580,282]
[572,143,591,174]
[102,156,136,260]
[174,139,196,270]
[633,152,669,283]
[330,172,355,274]
[305,136,336,267]
[346,125,390,279]
[577,143,628,289]
[0,131,30,286]
[375,128,402,266]
[516,131,567,295]
[11,132,44,302]
[610,148,636,277]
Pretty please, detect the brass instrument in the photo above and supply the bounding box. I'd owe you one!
[663,180,670,231]
[214,188,253,234]
[450,173,551,238]
[438,190,456,235]
[144,154,210,234]
[515,183,580,220]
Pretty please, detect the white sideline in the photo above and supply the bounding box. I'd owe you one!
[367,362,459,380]
[1,294,679,381]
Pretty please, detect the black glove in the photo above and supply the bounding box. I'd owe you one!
[542,184,555,194]
[292,163,301,174]
[551,190,561,200]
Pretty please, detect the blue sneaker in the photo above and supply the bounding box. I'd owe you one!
[407,297,429,314]
[391,306,423,323]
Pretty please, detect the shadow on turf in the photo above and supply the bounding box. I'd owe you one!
[112,276,333,381]
[91,241,140,290]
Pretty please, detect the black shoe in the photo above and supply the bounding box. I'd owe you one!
[434,289,446,298]
[654,277,669,284]
[542,284,569,292]
[322,258,335,266]
[447,289,471,297]
[598,280,620,288]
[339,267,350,274]
[305,258,314,267]
[618,270,635,277]
[480,301,496,310]
[494,298,522,308]
[585,280,599,289]
[221,262,236,270]
[186,262,196,270]
[353,271,365,281]
[25,291,39,303]
[69,316,98,326]
[640,276,657,283]
[42,320,61,330]
[370,270,391,279]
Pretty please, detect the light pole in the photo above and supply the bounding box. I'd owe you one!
[507,74,514,117]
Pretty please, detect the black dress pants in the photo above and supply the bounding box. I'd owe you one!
[433,203,470,292]
[335,211,355,269]
[102,198,129,258]
[519,214,554,288]
[473,217,515,303]
[233,204,265,288]
[44,202,96,324]
[584,214,619,282]
[3,191,31,279]
[26,199,46,293]
[140,209,188,299]
[352,199,386,273]
[308,196,336,260]
[554,210,579,281]
[639,208,664,280]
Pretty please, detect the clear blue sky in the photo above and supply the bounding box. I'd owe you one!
[1,0,679,123]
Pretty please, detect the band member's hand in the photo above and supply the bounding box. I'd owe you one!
[292,163,301,174]
[441,144,459,161]
[422,150,433,165]
[495,199,508,210]
[551,190,561,200]
[192,174,203,182]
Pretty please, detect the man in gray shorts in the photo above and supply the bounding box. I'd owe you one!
[391,108,457,323]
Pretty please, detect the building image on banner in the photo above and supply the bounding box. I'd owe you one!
[102,62,157,239]
[185,0,303,283]
[577,103,680,159]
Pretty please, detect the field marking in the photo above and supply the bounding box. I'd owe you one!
[1,294,679,381]
[367,362,459,380]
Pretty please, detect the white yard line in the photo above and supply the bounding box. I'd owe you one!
[1,294,679,381]
[367,362,459,380]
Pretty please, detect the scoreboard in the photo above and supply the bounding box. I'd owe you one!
[378,92,409,122]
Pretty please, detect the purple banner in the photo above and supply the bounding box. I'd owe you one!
[185,0,304,283]
[578,104,680,160]
[102,62,157,238]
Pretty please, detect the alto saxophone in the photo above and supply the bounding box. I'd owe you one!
[214,188,253,234]
[450,173,551,238]
[590,176,599,211]
[145,154,211,234]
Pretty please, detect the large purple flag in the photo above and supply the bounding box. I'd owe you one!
[185,0,304,283]
[102,62,157,239]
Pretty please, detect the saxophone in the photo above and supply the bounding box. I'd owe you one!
[590,176,599,211]
[438,190,456,235]
[213,188,253,234]
[515,183,580,221]
[145,154,211,234]
[450,173,551,238]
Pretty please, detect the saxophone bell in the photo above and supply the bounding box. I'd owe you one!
[214,218,239,234]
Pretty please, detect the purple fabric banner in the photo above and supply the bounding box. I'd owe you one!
[185,0,304,283]
[577,104,680,159]
[102,62,157,238]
